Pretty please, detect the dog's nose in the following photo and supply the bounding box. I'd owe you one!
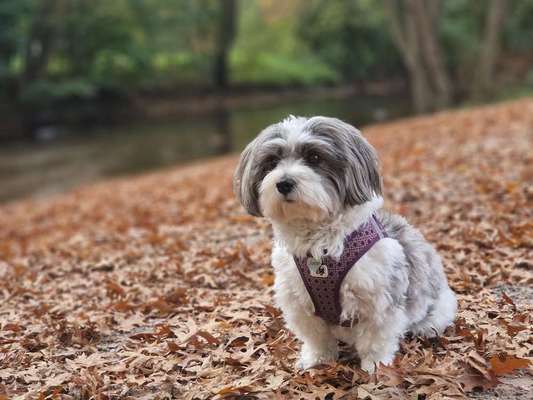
[276,178,296,195]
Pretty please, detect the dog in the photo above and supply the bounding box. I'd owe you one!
[233,116,457,373]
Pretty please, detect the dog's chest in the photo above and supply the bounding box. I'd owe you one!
[293,215,387,326]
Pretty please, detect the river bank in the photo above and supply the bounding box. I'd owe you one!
[0,81,406,141]
[0,85,410,204]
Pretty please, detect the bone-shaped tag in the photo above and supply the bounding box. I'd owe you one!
[307,257,328,278]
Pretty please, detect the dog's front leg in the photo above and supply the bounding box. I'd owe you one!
[284,309,338,369]
[354,310,407,373]
[272,245,338,369]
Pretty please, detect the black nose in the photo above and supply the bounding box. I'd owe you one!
[276,178,296,195]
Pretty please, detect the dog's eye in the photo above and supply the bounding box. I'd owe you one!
[307,152,321,165]
[265,156,279,170]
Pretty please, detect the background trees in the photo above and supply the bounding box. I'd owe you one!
[213,0,237,89]
[1,0,532,115]
[474,0,508,99]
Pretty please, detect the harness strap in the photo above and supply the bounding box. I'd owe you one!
[293,214,387,326]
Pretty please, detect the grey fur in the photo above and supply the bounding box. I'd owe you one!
[306,117,382,206]
[233,125,282,216]
[377,210,447,328]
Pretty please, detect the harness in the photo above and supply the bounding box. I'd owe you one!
[293,214,387,326]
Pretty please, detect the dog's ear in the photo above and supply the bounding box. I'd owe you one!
[233,137,263,217]
[307,117,382,206]
[342,126,382,206]
[307,116,381,207]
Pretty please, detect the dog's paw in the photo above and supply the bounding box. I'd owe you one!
[296,345,337,370]
[296,356,315,370]
[360,358,376,374]
[360,354,394,374]
[296,353,335,370]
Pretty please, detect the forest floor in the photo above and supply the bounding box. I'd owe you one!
[0,99,532,399]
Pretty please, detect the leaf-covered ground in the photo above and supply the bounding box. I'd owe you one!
[1,99,532,400]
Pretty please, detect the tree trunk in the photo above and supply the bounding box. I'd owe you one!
[404,8,432,113]
[384,0,432,113]
[213,0,237,90]
[409,0,452,108]
[22,0,56,85]
[473,0,507,99]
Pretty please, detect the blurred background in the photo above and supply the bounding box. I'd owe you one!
[1,0,532,203]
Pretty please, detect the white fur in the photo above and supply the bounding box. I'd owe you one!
[260,159,334,222]
[272,196,384,260]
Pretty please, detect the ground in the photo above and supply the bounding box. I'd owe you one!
[0,99,532,399]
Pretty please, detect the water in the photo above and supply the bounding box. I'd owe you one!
[0,93,410,203]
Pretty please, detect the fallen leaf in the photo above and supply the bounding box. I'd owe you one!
[489,354,530,376]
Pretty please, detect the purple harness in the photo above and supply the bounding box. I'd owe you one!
[294,214,387,326]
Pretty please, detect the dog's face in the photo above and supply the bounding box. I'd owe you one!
[233,116,382,222]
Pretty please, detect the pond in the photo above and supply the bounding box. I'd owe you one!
[0,93,410,203]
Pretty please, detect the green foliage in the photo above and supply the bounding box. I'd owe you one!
[298,0,402,80]
[440,0,484,68]
[19,78,96,107]
[1,0,533,107]
[0,0,32,88]
[232,52,338,86]
[504,0,533,52]
[440,0,533,91]
[231,1,338,86]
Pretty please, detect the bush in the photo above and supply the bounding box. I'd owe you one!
[19,79,97,108]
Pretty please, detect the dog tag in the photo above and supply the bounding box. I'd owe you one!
[307,257,328,278]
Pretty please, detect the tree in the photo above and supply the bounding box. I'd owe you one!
[22,0,57,85]
[410,0,452,108]
[213,0,237,89]
[298,0,401,82]
[384,0,452,113]
[473,0,508,99]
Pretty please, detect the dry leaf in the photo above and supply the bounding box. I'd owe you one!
[489,354,530,376]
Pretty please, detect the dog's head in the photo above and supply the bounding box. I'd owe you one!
[233,116,381,222]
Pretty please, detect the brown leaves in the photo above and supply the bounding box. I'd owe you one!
[500,292,516,310]
[141,298,177,315]
[375,364,404,387]
[20,337,48,352]
[457,371,498,392]
[111,300,136,313]
[498,318,528,337]
[1,99,533,398]
[466,350,493,381]
[184,330,221,350]
[165,288,188,305]
[489,354,530,376]
[104,279,125,298]
[458,351,531,392]
[2,323,24,333]
[261,272,275,286]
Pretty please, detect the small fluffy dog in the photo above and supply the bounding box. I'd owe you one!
[233,116,457,373]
